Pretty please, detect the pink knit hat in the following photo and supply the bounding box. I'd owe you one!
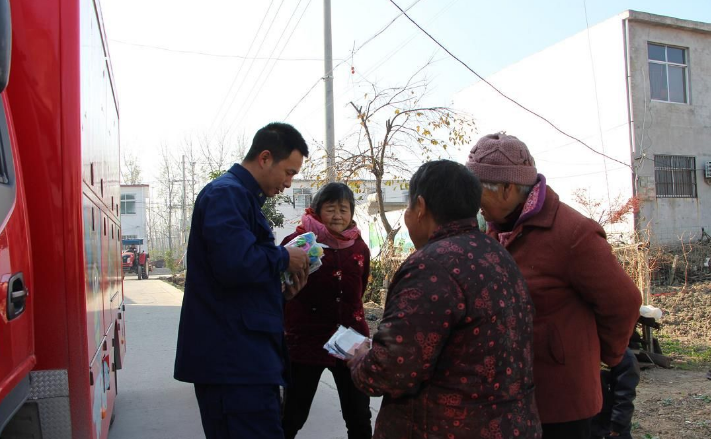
[465,133,537,185]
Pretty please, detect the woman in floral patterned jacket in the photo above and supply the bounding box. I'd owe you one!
[349,160,541,439]
[281,182,372,439]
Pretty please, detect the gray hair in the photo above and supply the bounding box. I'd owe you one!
[481,181,533,196]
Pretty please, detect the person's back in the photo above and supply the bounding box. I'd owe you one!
[402,221,539,437]
[349,160,541,439]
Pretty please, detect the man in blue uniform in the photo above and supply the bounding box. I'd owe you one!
[174,122,311,439]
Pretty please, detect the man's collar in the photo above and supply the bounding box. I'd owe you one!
[228,163,267,207]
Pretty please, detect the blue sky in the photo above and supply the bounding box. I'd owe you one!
[101,0,711,180]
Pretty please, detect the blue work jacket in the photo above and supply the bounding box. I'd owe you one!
[174,164,290,385]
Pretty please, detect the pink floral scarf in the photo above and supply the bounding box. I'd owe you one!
[296,208,361,249]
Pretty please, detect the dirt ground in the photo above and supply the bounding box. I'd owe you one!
[363,281,711,439]
[634,281,711,439]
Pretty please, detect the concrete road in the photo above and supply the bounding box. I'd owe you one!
[109,277,381,439]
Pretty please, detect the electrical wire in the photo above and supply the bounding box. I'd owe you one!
[212,0,287,133]
[583,0,612,206]
[283,0,423,120]
[227,0,311,135]
[293,0,460,124]
[206,0,277,133]
[109,39,330,61]
[387,0,632,169]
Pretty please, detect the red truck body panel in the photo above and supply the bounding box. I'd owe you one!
[0,0,125,437]
[0,93,36,425]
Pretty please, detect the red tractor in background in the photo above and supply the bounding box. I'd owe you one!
[122,239,150,280]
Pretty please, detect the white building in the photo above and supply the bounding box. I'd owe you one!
[273,180,413,254]
[120,184,149,248]
[455,10,711,244]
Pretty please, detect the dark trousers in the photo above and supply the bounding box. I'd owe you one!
[195,383,284,439]
[542,418,592,439]
[282,362,372,439]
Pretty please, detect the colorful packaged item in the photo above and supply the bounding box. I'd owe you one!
[282,231,326,285]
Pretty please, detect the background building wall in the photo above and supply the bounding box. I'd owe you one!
[273,180,410,248]
[120,185,149,248]
[453,12,711,243]
[627,14,711,244]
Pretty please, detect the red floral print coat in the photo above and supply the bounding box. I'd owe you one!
[350,219,541,439]
[281,232,370,366]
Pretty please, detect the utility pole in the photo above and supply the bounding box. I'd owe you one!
[190,161,196,204]
[181,155,186,247]
[190,161,196,223]
[324,0,335,182]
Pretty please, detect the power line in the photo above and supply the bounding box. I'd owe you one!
[283,0,423,120]
[296,0,459,123]
[583,0,612,208]
[211,0,287,133]
[387,0,632,169]
[109,39,331,61]
[284,79,321,120]
[227,0,311,135]
[357,0,457,81]
[206,0,276,133]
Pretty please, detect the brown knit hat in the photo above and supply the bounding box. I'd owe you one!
[465,133,537,185]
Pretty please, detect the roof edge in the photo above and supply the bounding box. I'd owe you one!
[623,10,711,34]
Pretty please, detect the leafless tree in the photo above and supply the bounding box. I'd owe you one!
[318,65,474,248]
[121,152,142,184]
[198,130,249,180]
[156,143,180,253]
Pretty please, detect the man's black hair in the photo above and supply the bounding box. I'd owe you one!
[408,160,482,224]
[311,182,355,215]
[244,122,309,163]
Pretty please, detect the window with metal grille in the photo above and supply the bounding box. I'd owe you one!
[292,187,312,210]
[654,155,697,198]
[648,43,688,104]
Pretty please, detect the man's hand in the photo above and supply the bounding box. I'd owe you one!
[283,266,309,300]
[286,246,309,273]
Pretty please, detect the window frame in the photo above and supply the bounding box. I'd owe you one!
[120,193,137,215]
[292,187,312,210]
[647,42,689,104]
[654,154,697,199]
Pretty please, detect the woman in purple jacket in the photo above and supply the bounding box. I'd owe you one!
[281,182,372,439]
[349,160,541,439]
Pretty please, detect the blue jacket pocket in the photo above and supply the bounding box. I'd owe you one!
[241,311,283,334]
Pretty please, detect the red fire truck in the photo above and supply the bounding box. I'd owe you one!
[0,0,126,437]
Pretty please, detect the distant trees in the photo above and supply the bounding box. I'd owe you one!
[146,131,248,257]
[121,153,142,184]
